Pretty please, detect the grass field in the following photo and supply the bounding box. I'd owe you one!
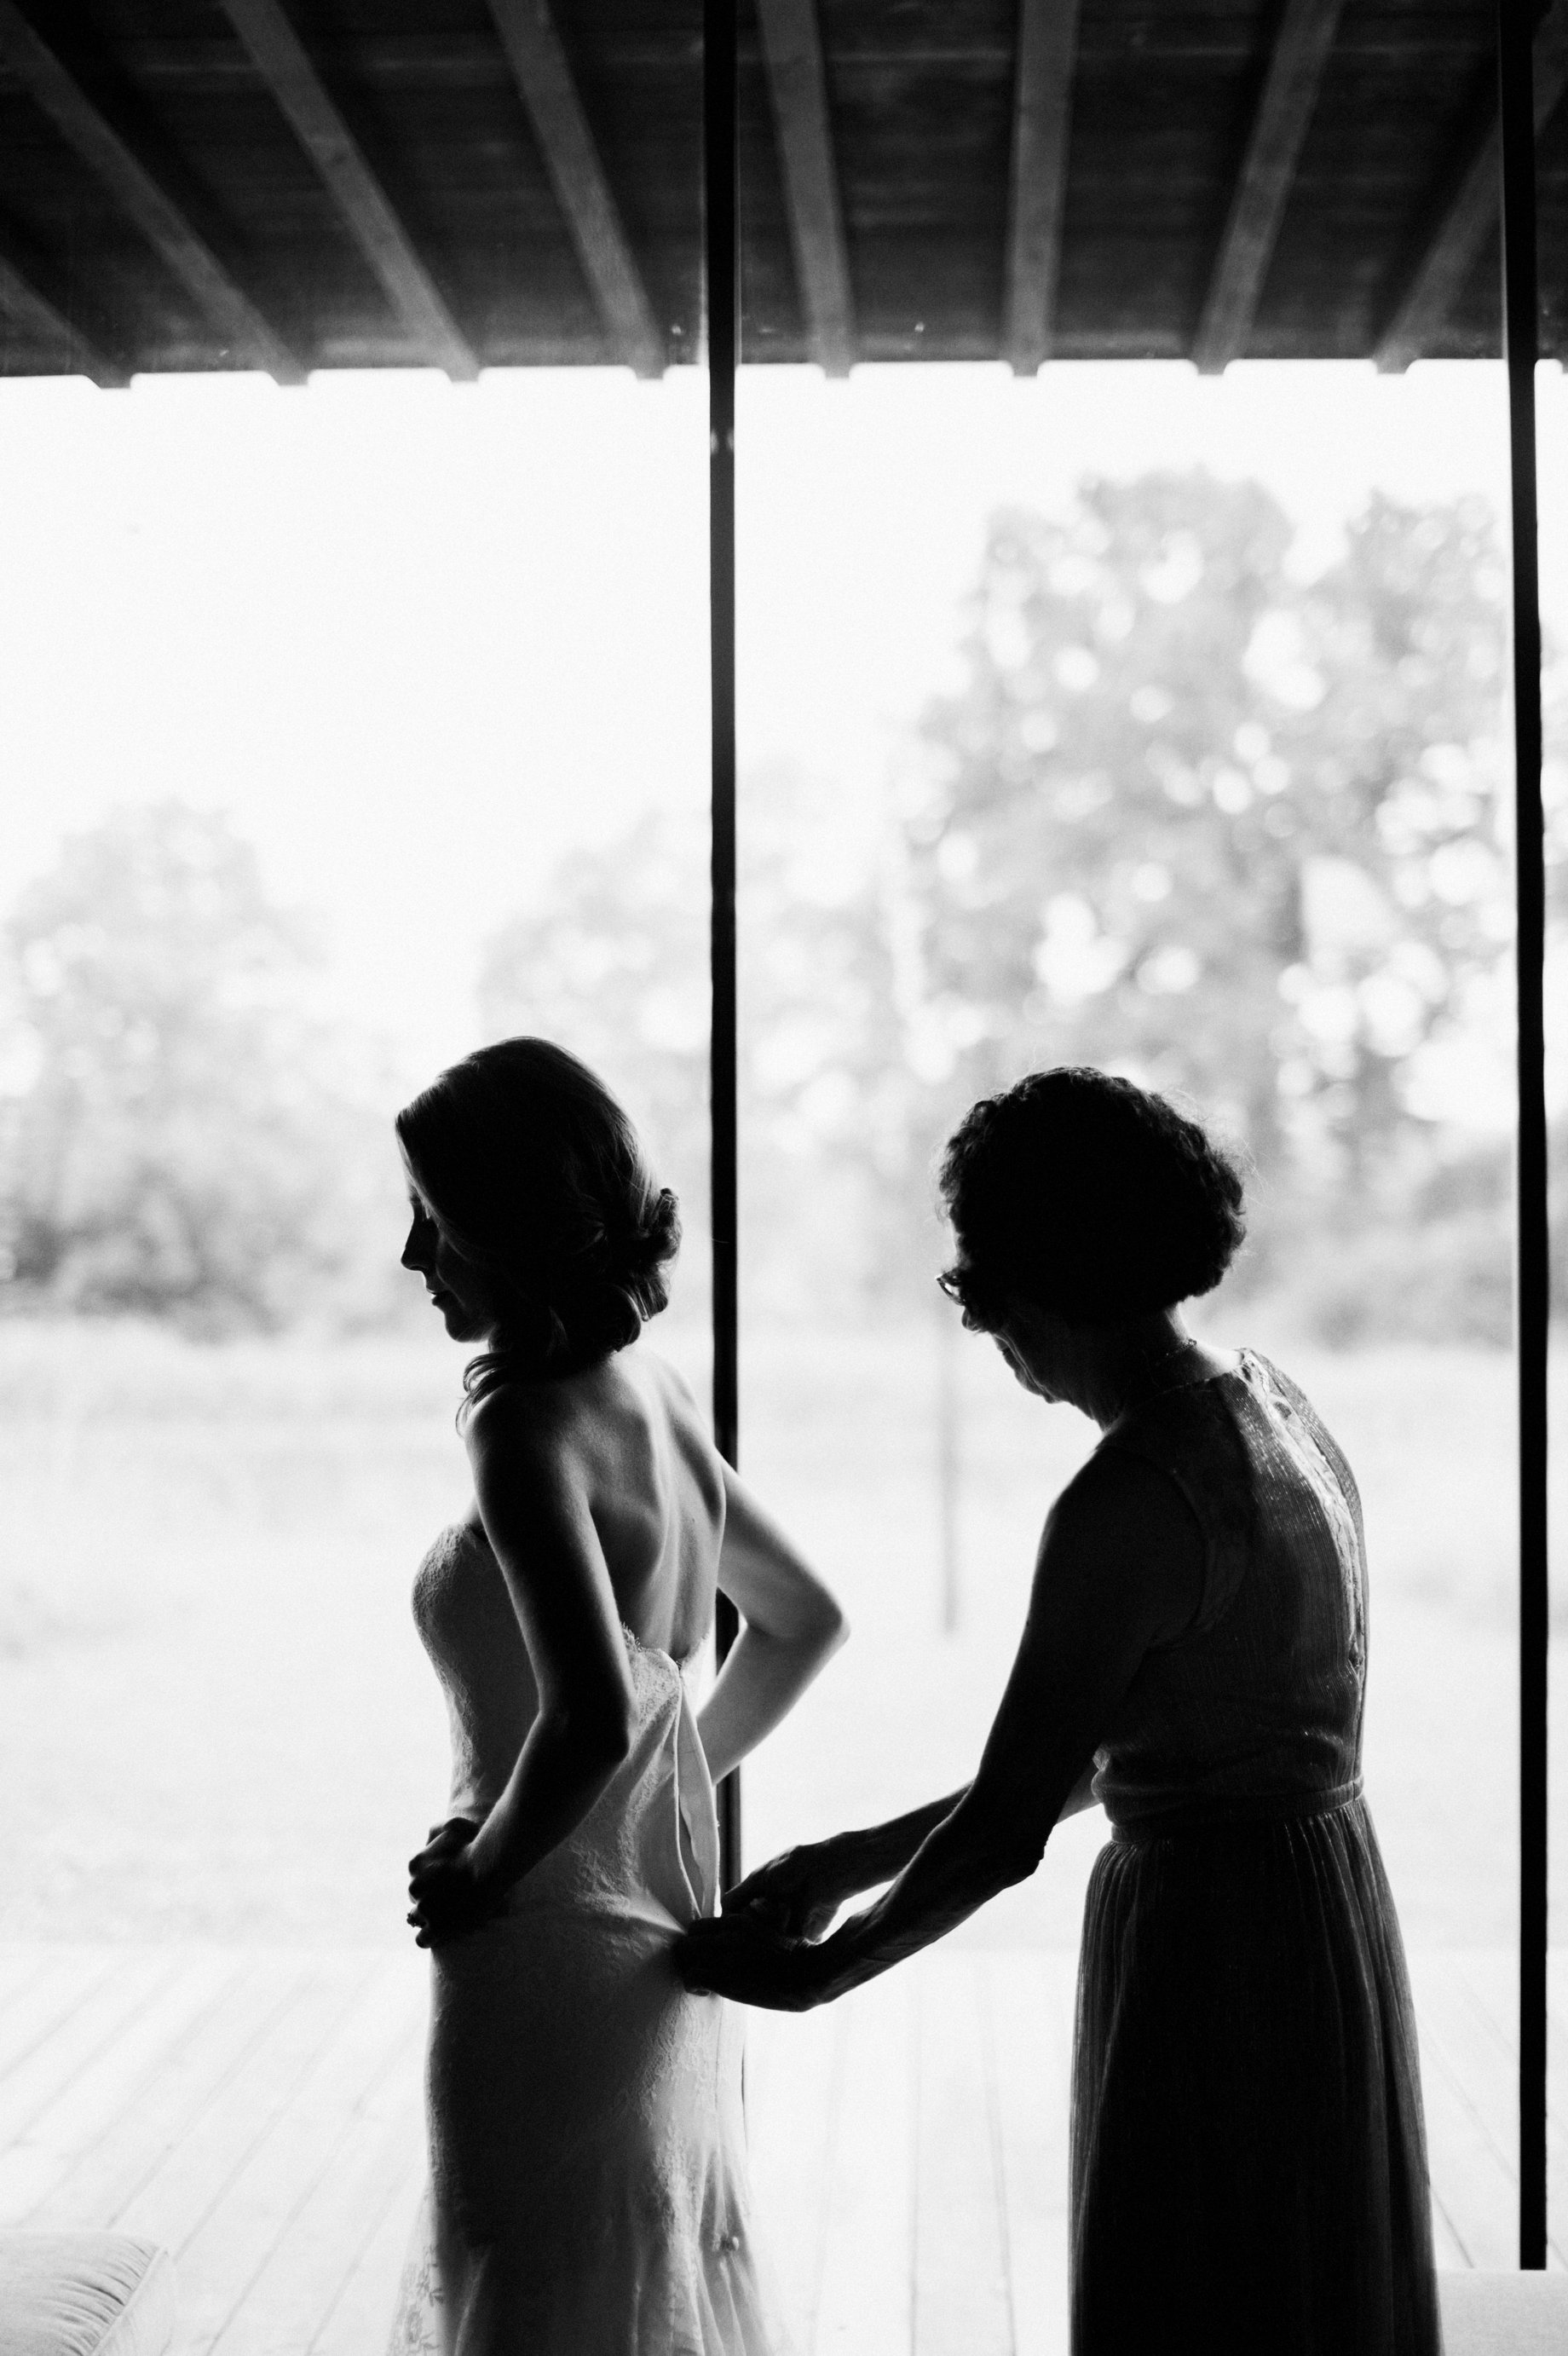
[0,1314,1562,1955]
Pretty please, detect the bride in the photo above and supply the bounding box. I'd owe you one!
[385,1037,845,2356]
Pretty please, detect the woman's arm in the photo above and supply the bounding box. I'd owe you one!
[407,1390,637,1944]
[695,1465,848,1785]
[1058,1753,1102,1820]
[727,1757,1100,1937]
[681,1450,1195,2006]
[723,1787,969,1937]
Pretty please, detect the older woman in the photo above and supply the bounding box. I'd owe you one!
[681,1066,1440,2356]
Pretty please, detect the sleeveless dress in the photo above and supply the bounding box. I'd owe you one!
[1071,1349,1443,2355]
[385,1523,782,2356]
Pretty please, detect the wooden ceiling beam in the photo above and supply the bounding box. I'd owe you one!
[1376,0,1568,372]
[0,244,125,384]
[0,1,303,382]
[1004,0,1081,374]
[484,0,664,378]
[1192,0,1345,374]
[757,0,854,376]
[218,0,477,382]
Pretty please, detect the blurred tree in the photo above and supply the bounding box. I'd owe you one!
[475,806,712,1250]
[476,768,921,1320]
[479,476,1554,1348]
[903,476,1514,1296]
[0,801,383,1331]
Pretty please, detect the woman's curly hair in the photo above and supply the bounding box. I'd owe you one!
[396,1037,679,1405]
[938,1066,1245,1327]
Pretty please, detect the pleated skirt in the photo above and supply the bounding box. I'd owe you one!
[1070,1795,1443,2356]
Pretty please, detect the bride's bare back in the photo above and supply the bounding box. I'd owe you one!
[495,1344,727,1665]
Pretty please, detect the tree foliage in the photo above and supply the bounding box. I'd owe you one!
[481,473,1537,1338]
[0,801,383,1331]
[3,474,1550,1346]
[476,771,916,1317]
[905,476,1510,1205]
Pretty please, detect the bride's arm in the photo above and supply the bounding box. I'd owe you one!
[407,1389,637,1943]
[696,1466,848,1785]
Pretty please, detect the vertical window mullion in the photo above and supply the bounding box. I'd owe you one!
[706,0,741,1889]
[1497,0,1549,2271]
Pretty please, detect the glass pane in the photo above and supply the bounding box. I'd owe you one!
[0,14,713,2335]
[731,352,1538,2307]
[0,365,711,1942]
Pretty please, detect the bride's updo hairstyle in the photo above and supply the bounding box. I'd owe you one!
[396,1037,680,1401]
[937,1066,1244,1330]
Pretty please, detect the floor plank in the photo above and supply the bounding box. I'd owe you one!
[209,2065,424,2356]
[25,1954,297,2235]
[308,2156,425,2356]
[0,1945,61,2012]
[1412,2036,1519,2269]
[914,1952,1012,2356]
[746,2001,842,2347]
[0,1941,1550,2356]
[112,1957,372,2255]
[1413,1955,1519,2176]
[175,1955,423,2354]
[0,1949,125,2105]
[814,1975,915,2356]
[0,1950,238,2225]
[986,1949,1072,2356]
[1447,1948,1568,2266]
[0,1949,184,2168]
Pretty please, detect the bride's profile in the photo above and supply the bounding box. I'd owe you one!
[385,1037,845,2356]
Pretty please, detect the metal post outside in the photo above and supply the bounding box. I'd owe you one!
[1497,0,1549,2270]
[705,0,742,1891]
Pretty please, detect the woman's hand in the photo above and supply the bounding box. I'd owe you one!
[406,1818,503,1949]
[676,1910,837,2012]
[723,1839,856,1942]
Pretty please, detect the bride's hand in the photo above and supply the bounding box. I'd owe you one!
[723,1839,852,1942]
[676,1910,834,2011]
[406,1818,501,1949]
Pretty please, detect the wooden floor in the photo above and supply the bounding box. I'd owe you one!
[0,1944,1561,2355]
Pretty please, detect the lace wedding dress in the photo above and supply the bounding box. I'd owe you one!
[386,1523,783,2356]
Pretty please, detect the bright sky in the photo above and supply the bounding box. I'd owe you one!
[1,357,1563,1083]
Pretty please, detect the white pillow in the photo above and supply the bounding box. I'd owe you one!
[0,2232,176,2356]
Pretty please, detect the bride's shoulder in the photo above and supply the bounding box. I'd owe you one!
[460,1367,581,1475]
[631,1342,703,1415]
[623,1345,727,1499]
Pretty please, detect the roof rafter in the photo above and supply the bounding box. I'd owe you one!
[757,0,854,376]
[1376,0,1568,372]
[484,0,664,378]
[217,0,477,382]
[1004,0,1081,374]
[0,242,124,384]
[1191,0,1346,374]
[0,0,303,382]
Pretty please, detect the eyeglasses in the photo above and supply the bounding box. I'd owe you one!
[936,1262,1000,1331]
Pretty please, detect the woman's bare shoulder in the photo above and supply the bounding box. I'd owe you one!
[459,1368,588,1488]
[631,1343,701,1412]
[626,1345,711,1440]
[631,1347,726,1497]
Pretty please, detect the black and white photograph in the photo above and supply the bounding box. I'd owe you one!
[0,6,1565,2353]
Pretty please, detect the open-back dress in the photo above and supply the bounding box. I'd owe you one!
[1071,1348,1442,2353]
[386,1522,781,2356]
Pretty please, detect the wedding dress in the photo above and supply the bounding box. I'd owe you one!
[386,1522,783,2356]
